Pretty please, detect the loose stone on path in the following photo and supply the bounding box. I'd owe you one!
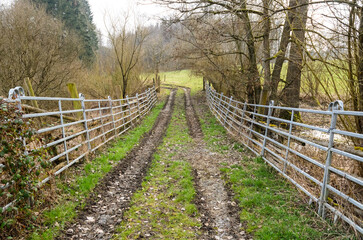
[57,90,176,240]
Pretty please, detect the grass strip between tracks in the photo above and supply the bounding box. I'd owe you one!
[114,90,201,239]
[29,101,166,240]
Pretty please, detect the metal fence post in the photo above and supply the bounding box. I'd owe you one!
[151,87,155,107]
[224,96,233,127]
[11,87,28,155]
[238,102,248,135]
[126,95,133,127]
[151,87,155,110]
[209,87,213,108]
[206,82,210,102]
[218,92,224,118]
[120,99,126,131]
[283,110,295,173]
[136,93,141,122]
[318,100,343,217]
[283,109,295,173]
[233,100,238,116]
[8,86,25,110]
[209,88,214,110]
[80,93,91,151]
[58,100,69,164]
[98,101,106,142]
[145,88,150,114]
[206,85,211,108]
[261,100,274,157]
[247,105,257,146]
[108,96,116,135]
[207,84,211,103]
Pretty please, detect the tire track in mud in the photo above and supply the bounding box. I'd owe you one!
[58,90,176,240]
[183,88,247,240]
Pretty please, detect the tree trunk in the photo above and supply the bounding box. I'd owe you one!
[348,2,361,135]
[238,2,261,104]
[279,0,308,120]
[122,76,128,99]
[357,8,363,176]
[262,0,272,94]
[270,0,298,101]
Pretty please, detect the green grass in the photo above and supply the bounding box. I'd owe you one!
[30,101,165,240]
[221,160,353,239]
[195,96,354,240]
[161,70,203,95]
[161,62,350,102]
[259,61,349,101]
[115,90,201,240]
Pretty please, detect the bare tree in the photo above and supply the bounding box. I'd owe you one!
[150,0,263,103]
[269,0,298,102]
[0,1,82,97]
[357,7,363,175]
[279,0,309,119]
[143,25,167,85]
[106,13,149,98]
[262,0,272,94]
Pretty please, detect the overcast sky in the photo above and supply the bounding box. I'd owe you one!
[1,0,168,43]
[88,0,167,43]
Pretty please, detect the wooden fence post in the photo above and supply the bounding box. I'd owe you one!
[157,75,161,93]
[67,83,82,120]
[24,77,39,109]
[24,78,44,124]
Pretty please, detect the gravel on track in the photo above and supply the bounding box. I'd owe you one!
[183,88,248,240]
[57,90,176,240]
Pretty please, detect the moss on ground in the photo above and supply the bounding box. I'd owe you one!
[115,90,201,240]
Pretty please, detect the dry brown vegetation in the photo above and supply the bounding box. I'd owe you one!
[150,0,363,151]
[0,1,82,97]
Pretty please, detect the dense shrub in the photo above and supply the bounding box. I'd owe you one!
[0,98,49,237]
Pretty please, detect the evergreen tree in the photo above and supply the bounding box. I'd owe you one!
[32,0,98,65]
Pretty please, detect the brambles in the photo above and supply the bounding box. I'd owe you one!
[0,99,49,238]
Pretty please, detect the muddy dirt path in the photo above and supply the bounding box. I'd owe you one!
[58,90,176,240]
[183,88,247,240]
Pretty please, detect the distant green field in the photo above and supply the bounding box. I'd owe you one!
[159,62,350,103]
[265,61,349,100]
[161,70,203,95]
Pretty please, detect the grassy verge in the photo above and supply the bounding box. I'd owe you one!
[162,70,203,95]
[29,101,165,240]
[196,97,353,240]
[115,90,201,239]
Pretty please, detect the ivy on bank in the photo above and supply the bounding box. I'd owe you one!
[0,98,50,237]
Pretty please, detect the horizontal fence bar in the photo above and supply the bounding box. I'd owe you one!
[2,86,158,213]
[23,109,83,118]
[20,96,82,101]
[205,83,363,235]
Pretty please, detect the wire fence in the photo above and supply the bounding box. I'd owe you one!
[1,86,158,212]
[205,83,363,235]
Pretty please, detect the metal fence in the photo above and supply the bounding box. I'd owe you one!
[1,86,157,212]
[205,83,363,234]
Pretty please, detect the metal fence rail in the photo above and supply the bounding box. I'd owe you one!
[205,83,363,234]
[1,86,157,212]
